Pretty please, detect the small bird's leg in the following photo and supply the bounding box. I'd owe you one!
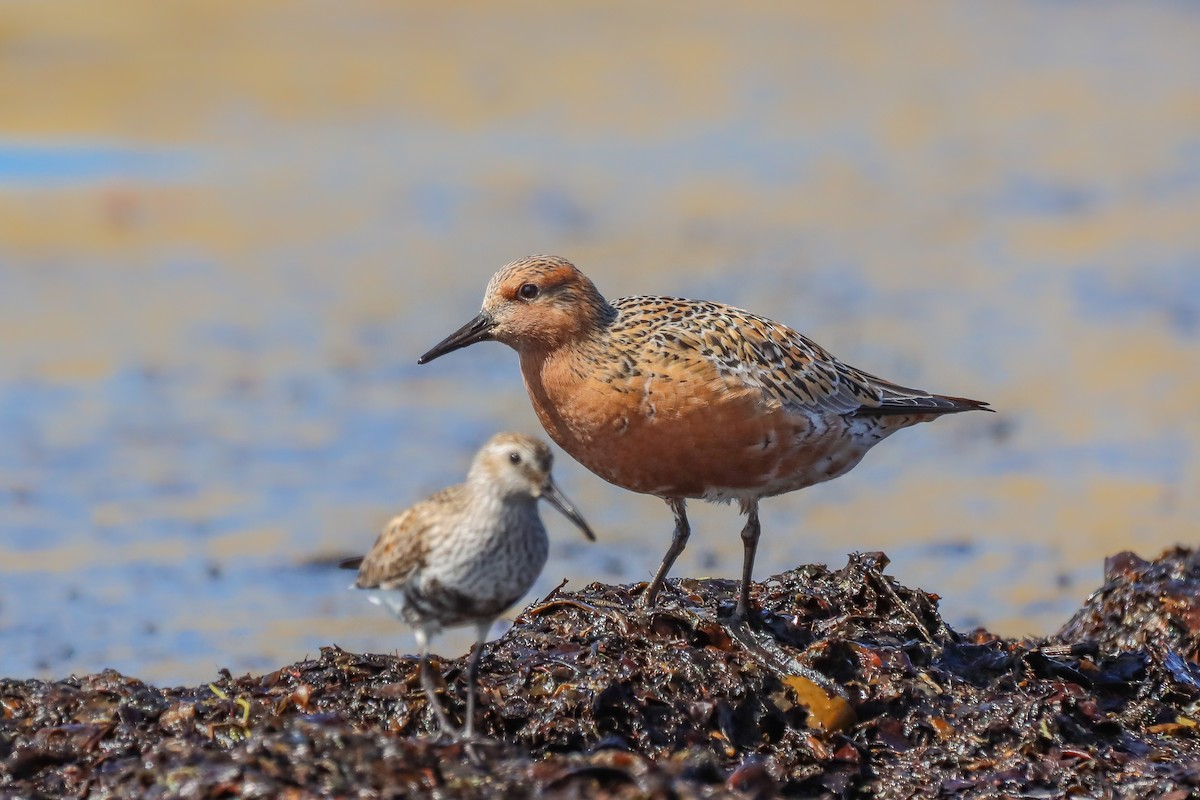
[733,500,761,621]
[461,620,492,740]
[413,627,454,735]
[641,498,690,608]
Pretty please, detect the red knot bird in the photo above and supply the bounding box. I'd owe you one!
[340,431,594,739]
[417,255,991,621]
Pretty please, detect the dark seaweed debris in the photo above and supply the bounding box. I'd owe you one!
[3,549,1200,799]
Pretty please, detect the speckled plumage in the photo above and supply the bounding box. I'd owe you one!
[342,432,594,738]
[419,256,991,620]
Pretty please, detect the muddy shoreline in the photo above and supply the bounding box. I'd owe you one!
[2,548,1198,798]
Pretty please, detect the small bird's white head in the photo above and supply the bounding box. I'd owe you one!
[468,432,596,541]
[469,433,554,498]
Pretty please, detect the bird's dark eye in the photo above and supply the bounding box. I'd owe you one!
[518,283,540,300]
[509,452,522,464]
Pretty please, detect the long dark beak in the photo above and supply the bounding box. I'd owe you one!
[540,476,596,541]
[417,311,496,364]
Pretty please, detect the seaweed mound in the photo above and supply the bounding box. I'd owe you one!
[3,549,1199,798]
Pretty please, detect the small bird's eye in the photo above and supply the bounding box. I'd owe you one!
[518,283,540,300]
[509,452,521,464]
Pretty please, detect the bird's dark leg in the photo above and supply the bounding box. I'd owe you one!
[413,628,455,735]
[641,497,689,608]
[733,500,761,622]
[461,621,491,740]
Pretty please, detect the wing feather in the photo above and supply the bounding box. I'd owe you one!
[352,485,464,590]
[616,295,988,417]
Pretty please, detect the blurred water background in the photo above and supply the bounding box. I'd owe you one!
[1,1,1198,685]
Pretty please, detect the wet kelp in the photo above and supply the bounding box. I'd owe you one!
[2,549,1199,798]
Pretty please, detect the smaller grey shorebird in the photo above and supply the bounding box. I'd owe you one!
[340,432,595,739]
[417,255,991,622]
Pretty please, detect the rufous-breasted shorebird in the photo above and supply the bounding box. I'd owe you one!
[340,432,595,739]
[418,256,990,621]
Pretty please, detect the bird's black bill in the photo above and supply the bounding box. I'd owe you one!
[417,311,496,364]
[541,477,596,541]
[337,556,364,571]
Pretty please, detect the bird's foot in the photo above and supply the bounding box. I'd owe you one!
[423,723,498,768]
[715,590,758,628]
[427,718,497,747]
[635,581,659,609]
[458,732,510,769]
[637,577,692,611]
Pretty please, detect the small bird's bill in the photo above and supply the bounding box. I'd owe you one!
[541,477,596,541]
[417,311,496,364]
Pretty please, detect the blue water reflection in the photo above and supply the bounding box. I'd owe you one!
[0,143,192,185]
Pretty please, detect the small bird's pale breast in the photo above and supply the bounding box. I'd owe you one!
[414,496,549,624]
